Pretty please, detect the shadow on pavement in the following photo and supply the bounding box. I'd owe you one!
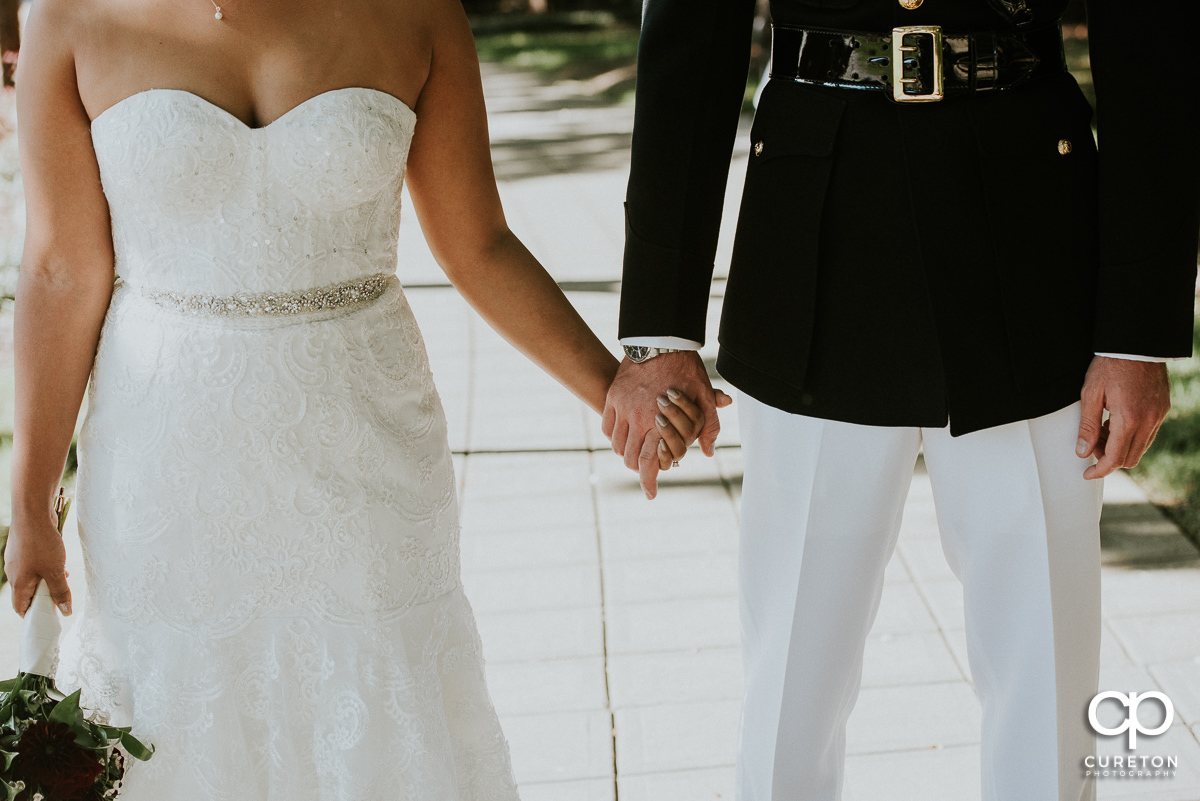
[1101,502,1200,569]
[491,131,633,181]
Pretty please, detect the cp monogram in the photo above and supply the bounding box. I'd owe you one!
[1088,691,1174,749]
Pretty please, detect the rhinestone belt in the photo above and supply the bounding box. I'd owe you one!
[140,272,392,317]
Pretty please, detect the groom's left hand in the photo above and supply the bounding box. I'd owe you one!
[1076,356,1171,479]
[602,351,722,499]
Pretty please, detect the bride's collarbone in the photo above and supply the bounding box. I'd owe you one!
[73,4,428,126]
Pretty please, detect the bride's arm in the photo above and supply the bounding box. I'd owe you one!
[403,1,620,415]
[5,0,114,616]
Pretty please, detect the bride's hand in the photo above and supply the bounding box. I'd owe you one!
[4,520,72,617]
[655,387,733,471]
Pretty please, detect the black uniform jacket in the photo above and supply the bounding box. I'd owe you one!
[618,0,1200,435]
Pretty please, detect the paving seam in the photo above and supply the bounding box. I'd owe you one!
[586,449,621,799]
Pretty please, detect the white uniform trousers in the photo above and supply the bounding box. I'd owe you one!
[736,395,1103,801]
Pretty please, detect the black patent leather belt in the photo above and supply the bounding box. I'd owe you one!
[770,23,1067,102]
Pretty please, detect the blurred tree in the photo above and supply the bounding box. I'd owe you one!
[1,0,19,88]
[463,0,1087,27]
[1063,0,1086,26]
[462,0,640,20]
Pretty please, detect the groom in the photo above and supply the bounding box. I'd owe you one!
[603,1,1199,799]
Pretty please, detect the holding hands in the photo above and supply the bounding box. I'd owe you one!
[602,351,732,499]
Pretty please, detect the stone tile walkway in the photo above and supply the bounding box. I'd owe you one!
[3,63,1200,801]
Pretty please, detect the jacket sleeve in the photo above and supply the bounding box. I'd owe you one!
[617,0,757,344]
[1087,0,1200,357]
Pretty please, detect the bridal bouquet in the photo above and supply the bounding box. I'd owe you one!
[1,492,153,801]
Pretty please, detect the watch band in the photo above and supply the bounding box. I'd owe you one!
[623,345,686,364]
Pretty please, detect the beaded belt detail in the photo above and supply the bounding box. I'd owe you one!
[140,273,393,317]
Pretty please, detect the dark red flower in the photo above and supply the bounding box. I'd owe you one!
[11,721,103,800]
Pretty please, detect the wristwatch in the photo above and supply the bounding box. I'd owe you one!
[623,345,686,364]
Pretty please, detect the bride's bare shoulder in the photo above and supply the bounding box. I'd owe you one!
[358,0,475,101]
[391,0,474,43]
[21,0,143,77]
[19,0,91,51]
[14,0,102,98]
[411,0,483,74]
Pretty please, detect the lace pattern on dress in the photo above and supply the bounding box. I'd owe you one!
[56,87,520,801]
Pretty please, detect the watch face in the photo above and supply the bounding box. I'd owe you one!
[624,345,652,363]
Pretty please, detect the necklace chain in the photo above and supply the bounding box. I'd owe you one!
[208,0,224,19]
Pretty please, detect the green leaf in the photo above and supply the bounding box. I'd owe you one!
[93,723,129,742]
[0,748,15,770]
[18,673,59,700]
[120,731,155,762]
[48,689,84,727]
[1,777,21,801]
[0,675,26,705]
[72,723,106,750]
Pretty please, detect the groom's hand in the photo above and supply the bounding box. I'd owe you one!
[1076,356,1171,480]
[602,351,720,499]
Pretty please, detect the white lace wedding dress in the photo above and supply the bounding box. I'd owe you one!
[56,87,520,800]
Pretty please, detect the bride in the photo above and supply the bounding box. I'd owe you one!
[3,0,726,797]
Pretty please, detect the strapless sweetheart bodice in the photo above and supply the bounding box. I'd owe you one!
[90,87,416,297]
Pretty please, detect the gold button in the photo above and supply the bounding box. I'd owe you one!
[754,141,764,157]
[1057,138,1072,155]
[899,0,923,9]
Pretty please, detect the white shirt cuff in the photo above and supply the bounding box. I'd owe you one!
[1094,352,1183,363]
[620,336,703,351]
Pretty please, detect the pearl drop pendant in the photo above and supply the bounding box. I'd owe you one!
[214,6,223,18]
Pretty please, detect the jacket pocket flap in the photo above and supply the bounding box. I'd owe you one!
[969,78,1094,159]
[749,80,848,161]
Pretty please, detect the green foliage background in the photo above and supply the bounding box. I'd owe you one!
[1130,315,1200,547]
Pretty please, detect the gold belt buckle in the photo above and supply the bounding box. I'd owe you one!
[892,25,944,102]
